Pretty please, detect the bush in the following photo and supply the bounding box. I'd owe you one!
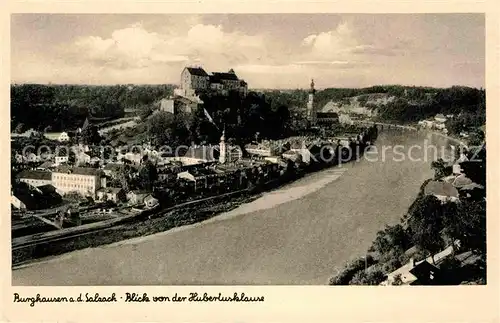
[349,268,386,285]
[329,255,375,285]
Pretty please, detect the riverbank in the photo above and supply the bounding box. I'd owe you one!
[12,193,260,267]
[328,138,486,286]
[13,126,378,267]
[14,130,444,285]
[13,164,348,271]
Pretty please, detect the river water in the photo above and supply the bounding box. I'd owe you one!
[12,130,455,285]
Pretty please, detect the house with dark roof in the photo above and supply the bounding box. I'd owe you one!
[177,167,223,190]
[36,160,55,170]
[211,71,240,90]
[96,187,125,203]
[424,180,460,203]
[316,112,340,125]
[11,182,62,210]
[126,190,151,205]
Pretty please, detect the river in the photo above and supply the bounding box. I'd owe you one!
[12,130,455,285]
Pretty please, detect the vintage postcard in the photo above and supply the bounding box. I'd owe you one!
[1,1,499,322]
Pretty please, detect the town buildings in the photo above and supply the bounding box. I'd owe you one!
[96,187,125,203]
[245,142,281,157]
[417,114,448,132]
[127,190,151,205]
[316,112,340,125]
[52,166,106,198]
[380,245,454,285]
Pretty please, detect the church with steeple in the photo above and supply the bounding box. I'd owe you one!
[219,128,228,164]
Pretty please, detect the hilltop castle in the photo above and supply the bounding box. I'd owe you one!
[176,66,248,99]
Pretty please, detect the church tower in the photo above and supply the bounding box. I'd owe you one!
[307,79,316,124]
[219,127,227,164]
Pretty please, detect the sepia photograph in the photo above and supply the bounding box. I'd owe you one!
[9,13,487,287]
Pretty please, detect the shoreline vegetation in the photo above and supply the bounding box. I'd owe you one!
[328,131,486,286]
[11,84,486,284]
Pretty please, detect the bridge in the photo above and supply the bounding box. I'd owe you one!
[353,120,417,131]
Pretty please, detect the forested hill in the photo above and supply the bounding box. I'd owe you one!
[11,83,485,135]
[313,85,485,124]
[11,84,175,132]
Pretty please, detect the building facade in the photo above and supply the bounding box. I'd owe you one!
[180,67,210,97]
[45,132,70,142]
[179,66,248,99]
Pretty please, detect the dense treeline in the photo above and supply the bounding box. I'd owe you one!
[258,85,485,128]
[11,84,175,132]
[313,85,439,111]
[12,83,485,141]
[375,86,485,124]
[147,90,302,146]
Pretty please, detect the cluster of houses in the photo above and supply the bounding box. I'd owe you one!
[422,151,484,204]
[379,147,485,286]
[11,123,371,213]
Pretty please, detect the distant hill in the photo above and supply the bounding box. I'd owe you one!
[313,85,485,124]
[10,84,175,132]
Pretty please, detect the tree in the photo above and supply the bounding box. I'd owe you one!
[392,274,404,286]
[137,160,158,191]
[14,123,25,134]
[431,158,447,180]
[369,224,409,258]
[349,269,386,285]
[468,130,485,147]
[68,150,76,165]
[117,165,132,192]
[443,200,486,254]
[81,125,101,145]
[408,196,445,264]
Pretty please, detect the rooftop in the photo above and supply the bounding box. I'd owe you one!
[37,161,55,169]
[424,181,460,198]
[129,189,151,195]
[54,166,104,177]
[97,187,123,194]
[103,163,123,171]
[183,146,217,161]
[185,67,209,77]
[452,174,473,188]
[186,167,218,177]
[211,72,239,82]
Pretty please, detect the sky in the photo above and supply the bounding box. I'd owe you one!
[11,14,485,89]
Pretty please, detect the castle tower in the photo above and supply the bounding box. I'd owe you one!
[219,127,227,164]
[307,79,316,124]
